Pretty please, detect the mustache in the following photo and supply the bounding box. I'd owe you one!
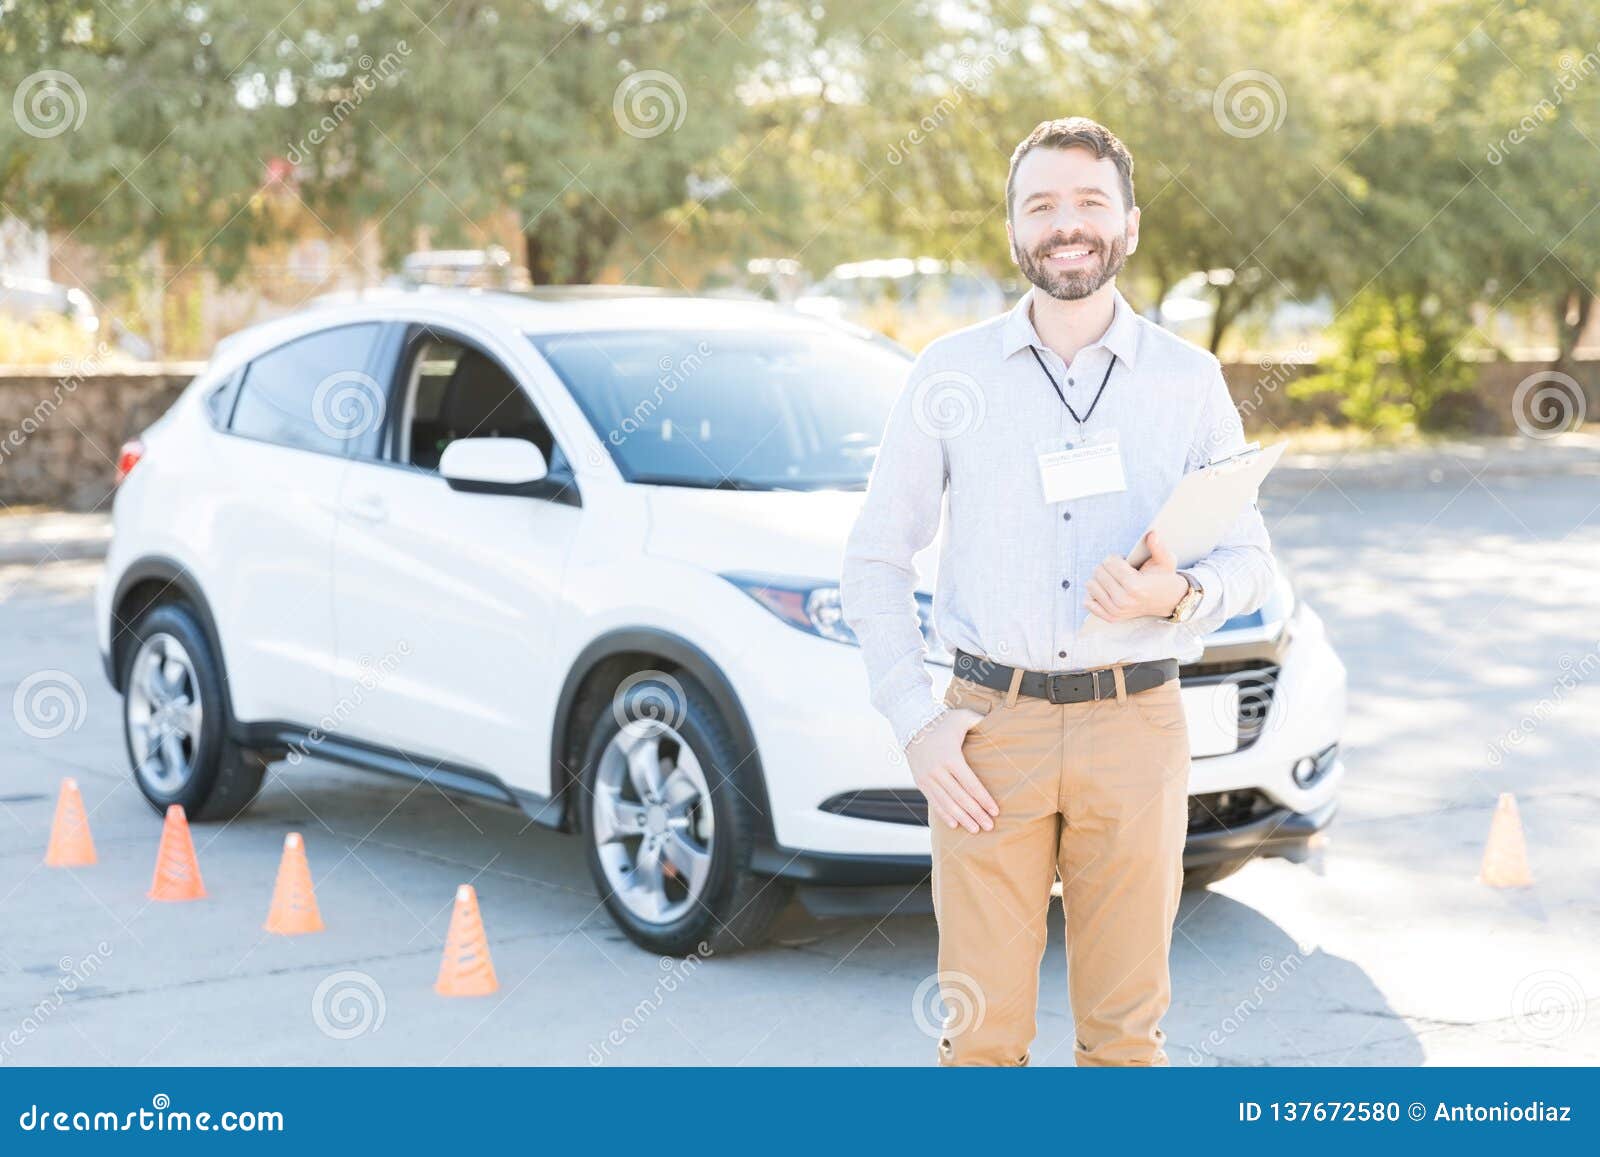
[1033,234,1103,256]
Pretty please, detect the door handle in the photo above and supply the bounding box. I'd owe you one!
[344,494,389,524]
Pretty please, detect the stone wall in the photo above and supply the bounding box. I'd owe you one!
[1,358,1595,511]
[0,364,201,511]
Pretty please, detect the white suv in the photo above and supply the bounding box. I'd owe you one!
[95,287,1347,954]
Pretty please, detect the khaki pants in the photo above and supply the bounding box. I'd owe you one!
[930,663,1191,1067]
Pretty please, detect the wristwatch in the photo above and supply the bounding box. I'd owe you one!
[1166,570,1203,623]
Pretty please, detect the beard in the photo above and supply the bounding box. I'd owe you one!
[1014,229,1129,301]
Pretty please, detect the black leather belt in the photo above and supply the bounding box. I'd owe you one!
[952,649,1178,704]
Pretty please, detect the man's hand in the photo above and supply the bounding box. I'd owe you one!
[1084,530,1188,623]
[905,709,999,833]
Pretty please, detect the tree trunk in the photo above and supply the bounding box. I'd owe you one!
[1555,285,1594,365]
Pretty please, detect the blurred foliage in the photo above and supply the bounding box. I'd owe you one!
[0,314,106,366]
[1288,290,1477,430]
[1,0,1597,400]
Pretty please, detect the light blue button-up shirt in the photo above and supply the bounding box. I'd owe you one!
[841,285,1278,747]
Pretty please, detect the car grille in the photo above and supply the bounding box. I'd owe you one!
[826,785,1287,836]
[1187,788,1278,834]
[1178,659,1281,751]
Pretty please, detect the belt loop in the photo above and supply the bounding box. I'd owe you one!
[1112,664,1127,704]
[1004,665,1024,708]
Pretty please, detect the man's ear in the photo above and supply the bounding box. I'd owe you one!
[1125,205,1141,256]
[1005,218,1019,267]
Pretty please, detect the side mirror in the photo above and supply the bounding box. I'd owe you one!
[439,437,549,495]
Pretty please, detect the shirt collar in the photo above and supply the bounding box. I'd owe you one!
[999,284,1141,368]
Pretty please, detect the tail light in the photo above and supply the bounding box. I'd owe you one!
[115,439,145,485]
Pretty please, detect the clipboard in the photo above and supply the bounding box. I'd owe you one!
[1080,439,1285,630]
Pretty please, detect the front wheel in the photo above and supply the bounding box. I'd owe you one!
[120,602,266,821]
[577,672,791,955]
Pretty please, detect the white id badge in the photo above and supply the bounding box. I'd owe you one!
[1036,433,1127,503]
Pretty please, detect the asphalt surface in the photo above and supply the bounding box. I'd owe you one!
[2,447,1598,1066]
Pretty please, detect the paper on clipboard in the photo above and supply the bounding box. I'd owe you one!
[1080,440,1286,631]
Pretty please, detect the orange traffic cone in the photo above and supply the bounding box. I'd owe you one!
[264,832,324,935]
[148,804,206,901]
[1478,792,1534,888]
[44,778,96,867]
[435,884,498,996]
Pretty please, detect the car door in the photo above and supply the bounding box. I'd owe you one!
[208,321,384,725]
[329,321,582,791]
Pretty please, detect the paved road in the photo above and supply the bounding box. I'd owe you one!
[2,463,1598,1066]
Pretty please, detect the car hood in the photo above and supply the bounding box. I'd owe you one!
[642,485,940,593]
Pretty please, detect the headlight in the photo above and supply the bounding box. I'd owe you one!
[721,572,949,662]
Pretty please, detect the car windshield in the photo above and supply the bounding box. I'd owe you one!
[529,328,908,490]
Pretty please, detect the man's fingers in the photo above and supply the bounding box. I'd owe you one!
[1094,569,1132,604]
[1084,593,1117,621]
[920,782,964,830]
[929,773,988,833]
[947,756,999,818]
[1102,554,1140,583]
[1086,577,1126,611]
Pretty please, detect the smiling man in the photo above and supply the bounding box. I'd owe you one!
[841,118,1278,1066]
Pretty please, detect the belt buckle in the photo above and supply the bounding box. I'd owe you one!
[1045,672,1067,704]
[1046,671,1099,704]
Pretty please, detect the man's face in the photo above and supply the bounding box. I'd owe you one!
[1007,146,1139,301]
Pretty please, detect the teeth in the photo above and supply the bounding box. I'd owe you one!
[1050,248,1091,259]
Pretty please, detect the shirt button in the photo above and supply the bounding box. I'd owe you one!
[1058,650,1067,659]
[1067,378,1075,386]
[1062,510,1072,522]
[1061,579,1071,590]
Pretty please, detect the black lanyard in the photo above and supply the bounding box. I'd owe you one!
[1029,346,1117,433]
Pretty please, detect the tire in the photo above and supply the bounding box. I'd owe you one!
[1182,856,1250,891]
[120,602,266,821]
[576,670,791,955]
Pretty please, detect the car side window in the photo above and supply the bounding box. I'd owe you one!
[397,332,559,473]
[228,323,383,456]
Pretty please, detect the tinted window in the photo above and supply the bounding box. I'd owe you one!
[229,323,383,455]
[530,329,908,490]
[398,334,557,472]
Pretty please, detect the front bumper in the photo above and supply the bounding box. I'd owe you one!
[760,782,1341,888]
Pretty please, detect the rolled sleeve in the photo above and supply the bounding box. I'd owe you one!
[841,351,949,748]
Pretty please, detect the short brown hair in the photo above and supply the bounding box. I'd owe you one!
[1006,118,1135,221]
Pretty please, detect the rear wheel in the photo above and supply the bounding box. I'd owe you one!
[577,671,790,955]
[121,603,266,821]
